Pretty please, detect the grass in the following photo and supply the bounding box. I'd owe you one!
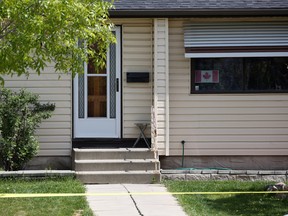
[0,177,93,216]
[164,180,288,216]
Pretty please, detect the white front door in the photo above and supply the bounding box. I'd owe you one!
[73,27,121,138]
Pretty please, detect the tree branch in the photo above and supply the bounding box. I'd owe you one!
[0,20,14,40]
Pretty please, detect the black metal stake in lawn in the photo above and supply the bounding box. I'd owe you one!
[181,140,185,168]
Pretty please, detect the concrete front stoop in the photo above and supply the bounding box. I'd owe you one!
[73,148,161,184]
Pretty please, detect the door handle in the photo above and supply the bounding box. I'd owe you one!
[116,78,119,92]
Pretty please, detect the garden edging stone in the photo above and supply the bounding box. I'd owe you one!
[162,169,288,181]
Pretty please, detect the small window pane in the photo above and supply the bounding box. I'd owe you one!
[193,58,243,92]
[192,57,288,93]
[245,58,288,91]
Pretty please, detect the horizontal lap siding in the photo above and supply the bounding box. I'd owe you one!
[4,67,72,156]
[113,19,153,138]
[169,19,288,156]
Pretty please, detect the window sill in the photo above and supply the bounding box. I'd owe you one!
[190,90,288,94]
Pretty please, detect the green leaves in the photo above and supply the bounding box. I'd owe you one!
[0,88,55,171]
[0,0,115,78]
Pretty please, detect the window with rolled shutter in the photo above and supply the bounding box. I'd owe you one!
[184,22,288,58]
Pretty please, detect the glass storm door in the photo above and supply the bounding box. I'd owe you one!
[73,27,121,138]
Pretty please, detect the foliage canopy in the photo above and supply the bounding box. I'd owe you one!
[0,0,115,82]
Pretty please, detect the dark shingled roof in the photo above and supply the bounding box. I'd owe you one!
[109,0,288,17]
[113,0,288,10]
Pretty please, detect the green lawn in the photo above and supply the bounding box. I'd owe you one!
[0,177,93,216]
[164,180,288,216]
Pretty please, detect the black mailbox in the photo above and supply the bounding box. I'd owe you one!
[126,72,149,83]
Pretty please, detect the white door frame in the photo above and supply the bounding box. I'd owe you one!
[73,27,121,138]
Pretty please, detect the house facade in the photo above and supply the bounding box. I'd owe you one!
[4,0,288,170]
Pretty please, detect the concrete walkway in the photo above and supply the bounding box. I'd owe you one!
[85,184,187,216]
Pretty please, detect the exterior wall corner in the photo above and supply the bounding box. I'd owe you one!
[153,18,170,156]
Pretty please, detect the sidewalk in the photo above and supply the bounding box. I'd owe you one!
[85,184,188,216]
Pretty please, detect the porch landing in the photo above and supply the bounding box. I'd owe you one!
[73,148,161,184]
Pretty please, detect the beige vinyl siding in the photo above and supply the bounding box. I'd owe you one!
[154,18,169,155]
[168,18,288,156]
[113,19,153,138]
[3,66,72,156]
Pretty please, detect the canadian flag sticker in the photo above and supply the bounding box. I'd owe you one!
[195,70,219,83]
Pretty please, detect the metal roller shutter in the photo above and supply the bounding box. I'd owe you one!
[184,22,288,58]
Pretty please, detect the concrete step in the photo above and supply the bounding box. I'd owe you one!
[74,148,160,183]
[75,159,160,171]
[73,148,156,160]
[76,170,161,184]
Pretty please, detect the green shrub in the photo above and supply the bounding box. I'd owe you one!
[0,88,55,171]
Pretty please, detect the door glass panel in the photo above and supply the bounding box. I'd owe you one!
[88,63,106,74]
[109,41,116,119]
[88,76,107,117]
[78,74,85,118]
[88,44,106,74]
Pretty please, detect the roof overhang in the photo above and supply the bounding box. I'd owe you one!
[109,8,288,18]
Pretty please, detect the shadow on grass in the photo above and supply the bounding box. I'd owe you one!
[203,194,288,216]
